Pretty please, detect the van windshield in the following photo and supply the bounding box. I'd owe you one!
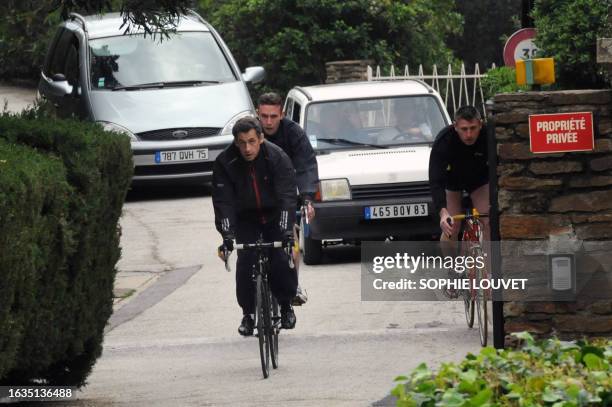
[304,96,447,150]
[89,32,236,90]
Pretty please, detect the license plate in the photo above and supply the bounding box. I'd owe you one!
[155,148,208,163]
[364,203,428,219]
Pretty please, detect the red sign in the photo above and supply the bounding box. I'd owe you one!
[503,28,537,67]
[529,112,594,154]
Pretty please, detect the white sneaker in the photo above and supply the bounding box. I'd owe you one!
[292,286,308,306]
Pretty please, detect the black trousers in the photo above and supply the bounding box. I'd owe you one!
[235,219,298,315]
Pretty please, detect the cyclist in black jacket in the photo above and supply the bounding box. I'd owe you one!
[213,117,298,336]
[257,92,319,305]
[428,106,490,241]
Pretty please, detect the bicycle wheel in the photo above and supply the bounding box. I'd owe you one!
[462,282,475,328]
[459,239,474,327]
[473,247,488,346]
[270,295,279,369]
[256,274,270,378]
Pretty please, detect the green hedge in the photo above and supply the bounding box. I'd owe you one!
[391,333,611,406]
[0,114,132,386]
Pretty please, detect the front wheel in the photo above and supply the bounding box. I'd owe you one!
[473,247,488,346]
[256,275,270,378]
[300,215,323,265]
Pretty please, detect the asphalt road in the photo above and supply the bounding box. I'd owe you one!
[72,185,484,406]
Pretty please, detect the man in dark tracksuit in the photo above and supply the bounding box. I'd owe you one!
[428,105,489,241]
[212,117,298,336]
[257,92,319,305]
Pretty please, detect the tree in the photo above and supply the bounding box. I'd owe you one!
[447,0,521,68]
[198,0,462,95]
[0,0,191,82]
[532,0,611,88]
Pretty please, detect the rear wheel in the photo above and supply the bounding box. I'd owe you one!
[473,247,488,346]
[300,215,322,265]
[256,275,270,378]
[270,297,279,369]
[463,285,475,328]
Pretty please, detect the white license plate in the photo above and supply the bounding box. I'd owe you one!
[364,203,428,219]
[155,148,208,163]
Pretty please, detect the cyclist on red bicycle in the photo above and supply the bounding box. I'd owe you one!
[212,117,298,336]
[257,92,319,305]
[429,106,490,242]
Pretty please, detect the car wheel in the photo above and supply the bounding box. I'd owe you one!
[300,215,323,265]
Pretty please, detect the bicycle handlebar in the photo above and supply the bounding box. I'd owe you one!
[235,241,283,250]
[222,240,294,271]
[450,208,489,221]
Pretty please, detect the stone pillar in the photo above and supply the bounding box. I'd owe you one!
[492,90,612,345]
[325,60,373,84]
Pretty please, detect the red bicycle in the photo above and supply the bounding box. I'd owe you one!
[451,208,490,346]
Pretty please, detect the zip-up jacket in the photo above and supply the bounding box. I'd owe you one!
[266,117,318,201]
[212,140,297,239]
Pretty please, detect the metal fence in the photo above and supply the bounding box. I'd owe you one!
[367,63,495,118]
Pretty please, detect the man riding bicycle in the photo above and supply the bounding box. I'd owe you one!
[212,117,298,336]
[257,92,319,305]
[429,106,490,242]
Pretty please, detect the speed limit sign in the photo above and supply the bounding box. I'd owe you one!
[503,28,538,67]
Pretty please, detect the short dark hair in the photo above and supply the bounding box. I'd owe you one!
[454,106,481,122]
[232,116,263,138]
[258,92,283,107]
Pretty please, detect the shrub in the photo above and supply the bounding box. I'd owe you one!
[532,0,612,89]
[0,112,132,386]
[481,66,528,101]
[391,332,611,406]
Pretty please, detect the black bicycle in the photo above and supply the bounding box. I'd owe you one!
[225,239,292,378]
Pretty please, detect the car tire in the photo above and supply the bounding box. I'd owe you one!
[300,216,323,265]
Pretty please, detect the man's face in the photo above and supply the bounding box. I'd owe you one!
[235,129,263,161]
[454,118,482,146]
[257,104,283,136]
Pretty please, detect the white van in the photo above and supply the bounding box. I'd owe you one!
[284,81,451,264]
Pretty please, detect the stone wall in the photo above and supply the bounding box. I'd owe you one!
[325,60,373,83]
[491,90,612,345]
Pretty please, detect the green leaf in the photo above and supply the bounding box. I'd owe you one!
[542,388,563,403]
[395,375,409,382]
[583,353,604,370]
[469,388,493,406]
[440,389,466,407]
[511,331,535,345]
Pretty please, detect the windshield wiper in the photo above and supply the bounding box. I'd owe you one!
[316,138,387,149]
[112,80,220,91]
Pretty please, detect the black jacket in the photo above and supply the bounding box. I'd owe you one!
[266,118,318,200]
[212,140,297,239]
[428,124,489,213]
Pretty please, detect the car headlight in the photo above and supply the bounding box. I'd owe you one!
[319,179,351,201]
[220,110,256,137]
[97,121,138,142]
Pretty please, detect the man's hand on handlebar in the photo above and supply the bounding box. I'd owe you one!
[217,237,234,262]
[304,199,315,222]
[439,208,454,237]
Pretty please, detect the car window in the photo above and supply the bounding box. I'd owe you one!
[43,28,64,76]
[49,29,79,78]
[292,101,301,123]
[285,98,294,120]
[304,96,446,150]
[89,31,236,89]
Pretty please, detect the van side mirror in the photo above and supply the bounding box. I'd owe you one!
[48,73,74,97]
[242,66,265,84]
